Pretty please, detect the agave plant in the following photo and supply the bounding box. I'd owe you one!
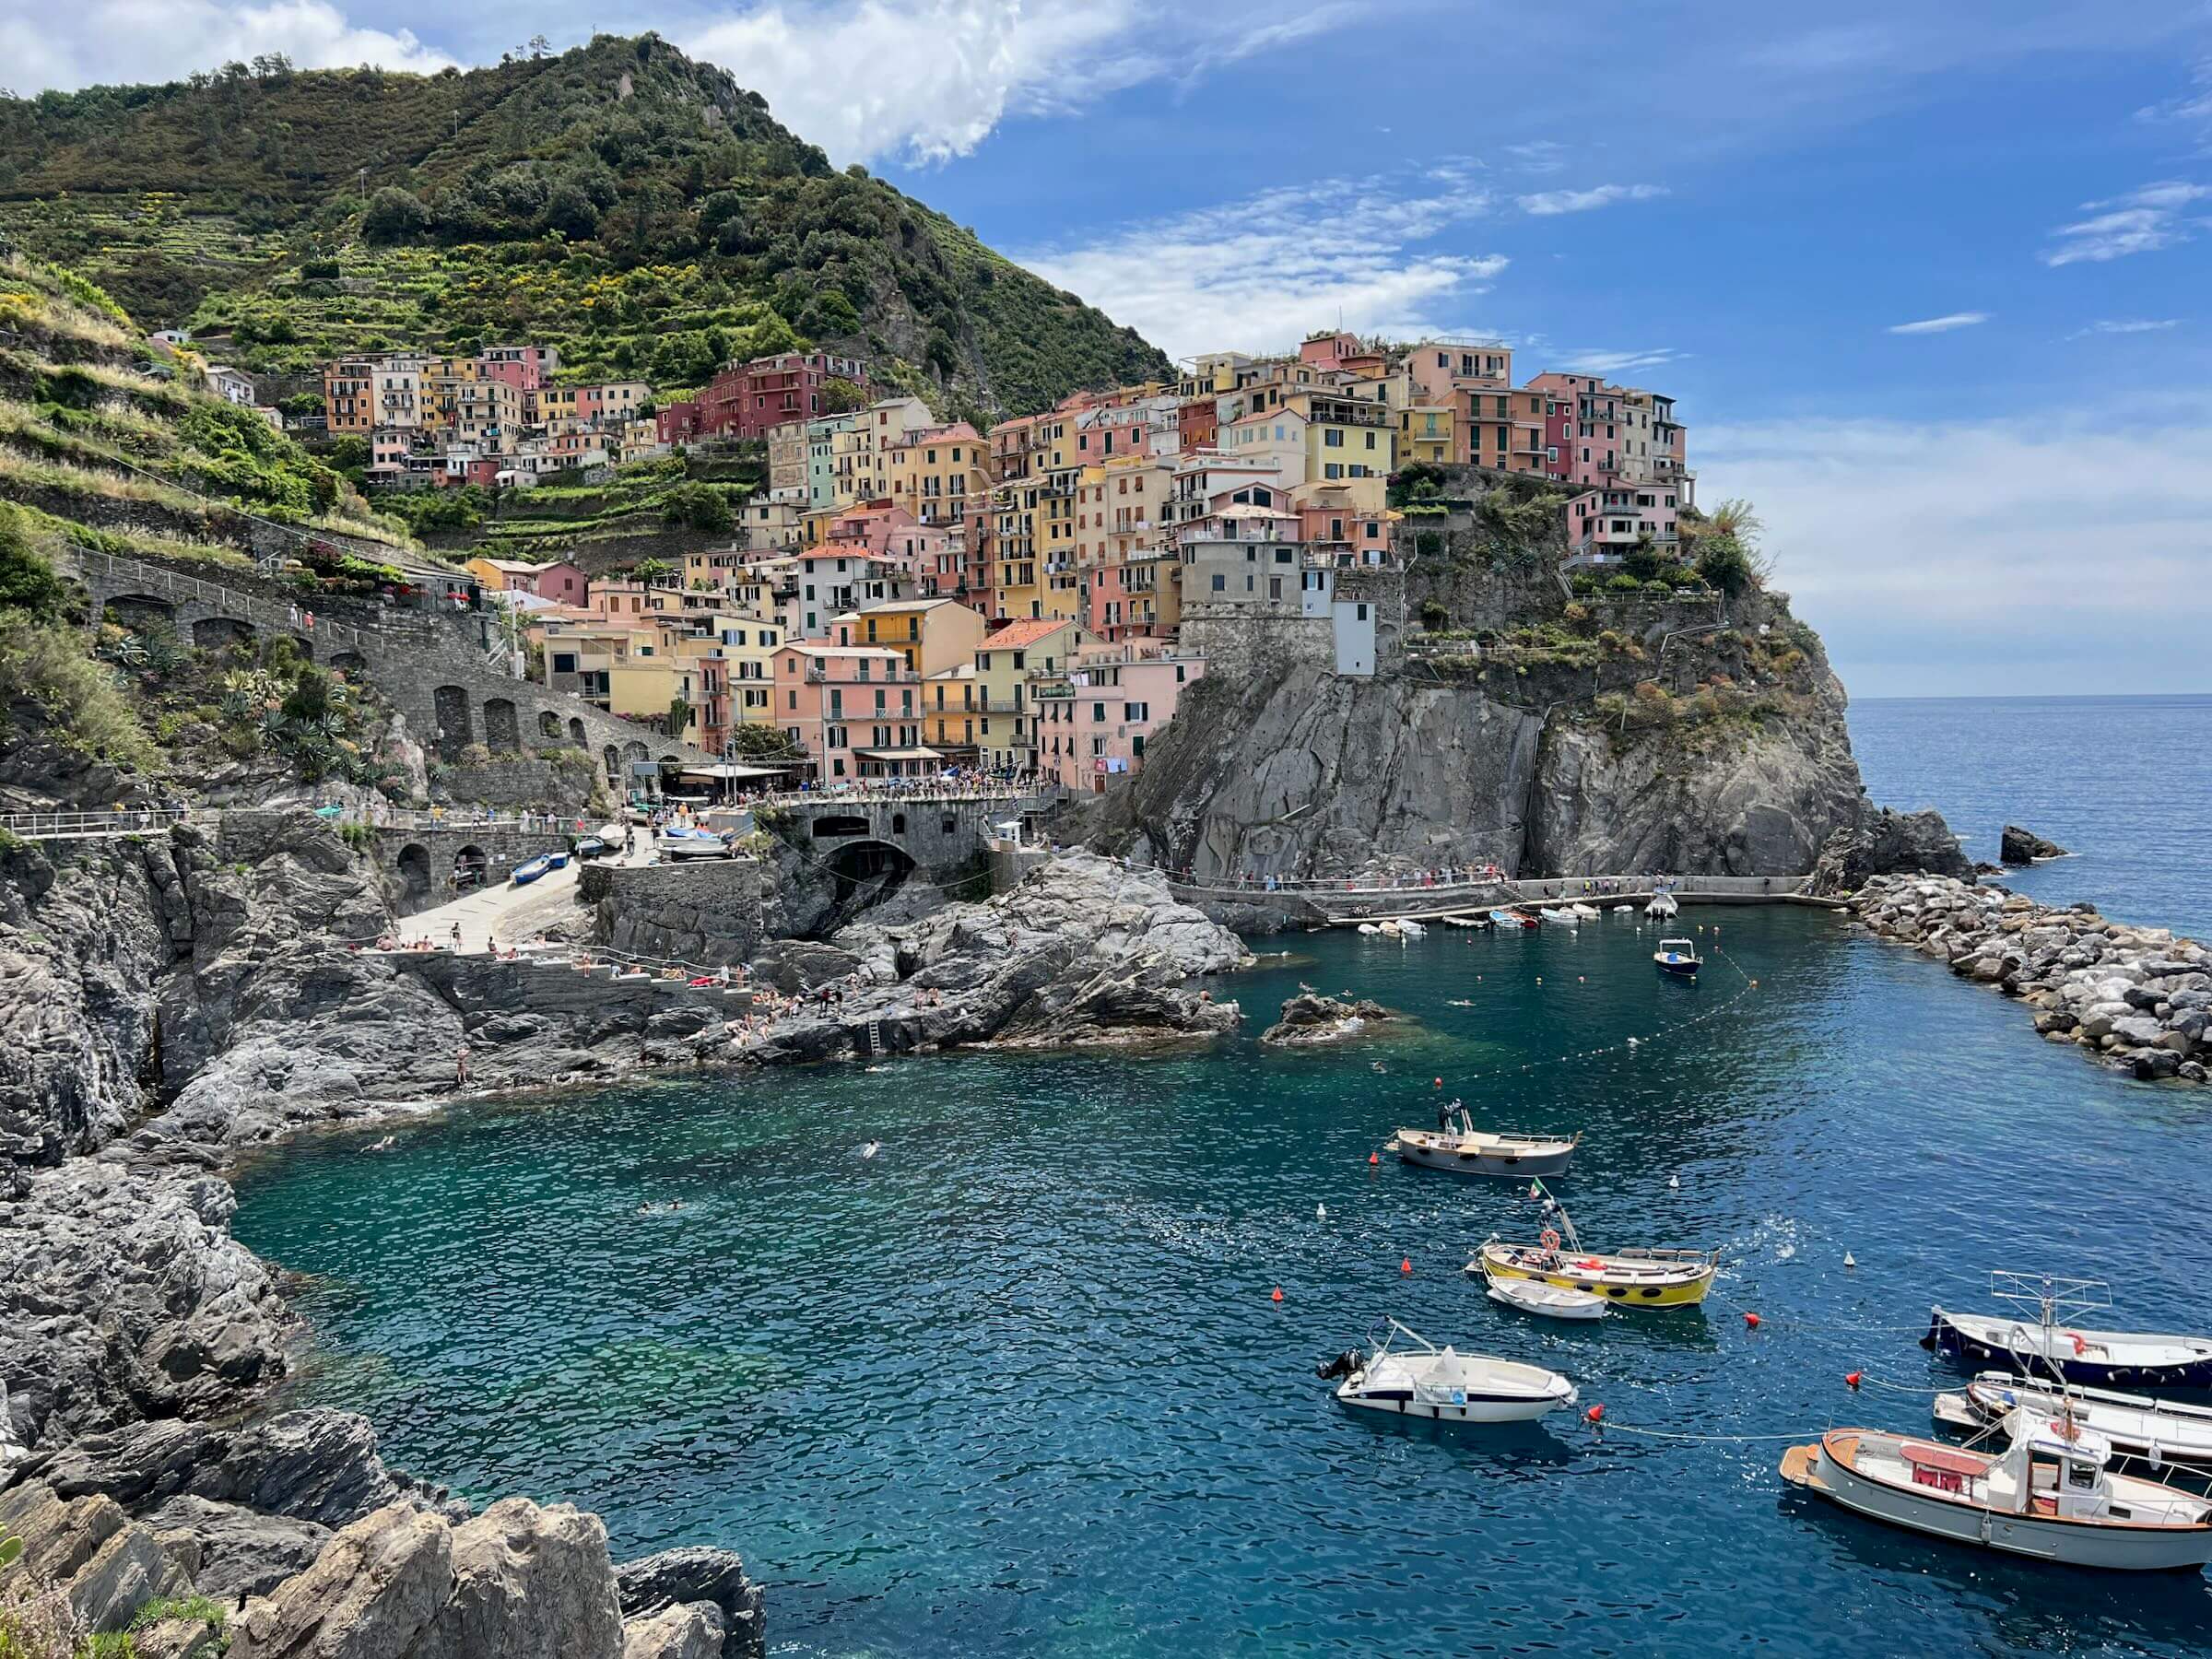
[102,632,149,668]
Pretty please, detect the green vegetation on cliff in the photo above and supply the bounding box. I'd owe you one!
[0,36,1170,418]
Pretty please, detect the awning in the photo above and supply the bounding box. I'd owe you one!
[676,762,795,780]
[854,746,946,761]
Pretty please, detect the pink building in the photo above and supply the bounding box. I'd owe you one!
[771,642,924,781]
[509,559,587,606]
[478,345,558,394]
[1407,338,1514,407]
[1037,641,1206,794]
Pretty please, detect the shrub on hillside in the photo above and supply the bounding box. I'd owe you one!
[363,186,432,243]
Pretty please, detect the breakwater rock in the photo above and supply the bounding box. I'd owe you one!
[737,853,1248,1063]
[1260,993,1397,1046]
[1848,876,2210,1082]
[2000,823,2069,865]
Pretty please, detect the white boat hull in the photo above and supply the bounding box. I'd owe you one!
[1487,1279,1607,1321]
[1813,1444,2212,1570]
[1336,1389,1564,1425]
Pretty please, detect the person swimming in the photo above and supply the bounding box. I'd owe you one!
[861,1140,881,1159]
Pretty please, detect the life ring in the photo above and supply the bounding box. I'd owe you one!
[1540,1229,1561,1252]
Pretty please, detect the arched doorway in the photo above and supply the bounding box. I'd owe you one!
[824,839,915,904]
[483,697,520,754]
[396,842,431,897]
[538,710,562,740]
[432,686,472,759]
[331,651,369,676]
[106,594,175,632]
[603,744,621,782]
[570,717,587,745]
[810,813,869,840]
[453,843,489,890]
[193,615,254,650]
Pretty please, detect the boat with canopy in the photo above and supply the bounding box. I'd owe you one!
[1319,1318,1578,1424]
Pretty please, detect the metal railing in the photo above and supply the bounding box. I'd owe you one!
[0,808,193,841]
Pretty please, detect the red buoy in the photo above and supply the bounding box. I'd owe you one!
[1369,1151,1380,1166]
[1845,1371,1862,1390]
[1271,1287,1284,1303]
[1585,1404,1605,1424]
[1432,1077,1442,1088]
[1401,1256,1413,1275]
[1743,1312,1761,1329]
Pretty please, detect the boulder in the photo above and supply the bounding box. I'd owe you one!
[1260,993,1397,1046]
[230,1504,455,1659]
[2000,824,2068,865]
[616,1546,763,1659]
[1808,806,1972,893]
[148,1495,335,1600]
[66,1518,193,1633]
[621,1603,724,1659]
[408,1498,624,1659]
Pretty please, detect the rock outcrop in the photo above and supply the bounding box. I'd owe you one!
[1807,806,1973,895]
[1849,876,2210,1082]
[615,1547,763,1658]
[2000,823,2069,865]
[1260,993,1397,1046]
[735,853,1248,1064]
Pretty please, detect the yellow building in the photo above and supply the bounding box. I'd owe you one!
[692,610,785,724]
[831,597,986,677]
[535,385,579,425]
[882,423,988,530]
[1290,388,1394,511]
[1400,402,1455,466]
[922,664,982,757]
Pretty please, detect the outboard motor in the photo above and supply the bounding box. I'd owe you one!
[1315,1347,1364,1381]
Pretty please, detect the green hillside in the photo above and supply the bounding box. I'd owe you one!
[0,35,1170,418]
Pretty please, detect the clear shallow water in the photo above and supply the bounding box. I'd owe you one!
[1850,694,2212,941]
[234,909,2212,1658]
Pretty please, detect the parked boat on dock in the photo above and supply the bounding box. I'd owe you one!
[1320,1318,1577,1425]
[1779,1411,2212,1571]
[1389,1104,1579,1178]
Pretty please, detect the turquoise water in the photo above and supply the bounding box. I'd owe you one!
[1851,694,2212,941]
[234,905,2212,1656]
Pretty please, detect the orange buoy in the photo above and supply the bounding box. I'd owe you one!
[1401,1257,1413,1275]
[1369,1151,1380,1166]
[1744,1312,1761,1329]
[1845,1371,1862,1390]
[1271,1287,1284,1303]
[1584,1404,1605,1424]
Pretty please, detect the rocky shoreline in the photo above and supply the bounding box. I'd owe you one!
[1847,875,2211,1082]
[1259,992,1398,1046]
[1,824,1245,1655]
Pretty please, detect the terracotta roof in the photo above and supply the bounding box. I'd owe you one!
[982,618,1073,649]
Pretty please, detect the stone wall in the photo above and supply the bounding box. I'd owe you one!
[582,859,766,967]
[435,758,599,815]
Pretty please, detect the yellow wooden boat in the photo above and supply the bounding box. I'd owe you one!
[1468,1184,1716,1308]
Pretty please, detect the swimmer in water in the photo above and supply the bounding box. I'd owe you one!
[861,1140,881,1159]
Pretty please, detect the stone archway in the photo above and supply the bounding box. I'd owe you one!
[570,717,587,745]
[193,615,255,650]
[106,594,175,631]
[603,744,621,782]
[397,842,432,897]
[538,710,562,740]
[810,813,870,840]
[330,651,369,676]
[432,686,472,759]
[483,697,521,755]
[823,838,915,904]
[453,844,489,889]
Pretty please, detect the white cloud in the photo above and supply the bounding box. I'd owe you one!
[2041,180,2212,265]
[1887,312,1989,335]
[682,0,1358,167]
[1702,407,2212,696]
[1516,183,1670,216]
[1017,176,1506,362]
[0,0,450,90]
[1561,347,1683,375]
[2069,317,2182,337]
[1502,140,1568,174]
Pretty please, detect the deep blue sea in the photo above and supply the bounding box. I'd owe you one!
[231,697,2212,1658]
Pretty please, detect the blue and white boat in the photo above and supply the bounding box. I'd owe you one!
[1653,937,1701,977]
[510,854,554,886]
[1321,1318,1577,1425]
[1924,1308,2212,1389]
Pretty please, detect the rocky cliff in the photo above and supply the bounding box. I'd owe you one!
[1097,585,1884,887]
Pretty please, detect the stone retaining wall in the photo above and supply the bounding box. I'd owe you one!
[582,860,767,968]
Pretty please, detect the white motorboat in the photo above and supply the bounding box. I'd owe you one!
[1391,1104,1579,1178]
[1485,1275,1608,1321]
[1781,1408,2212,1570]
[1937,1372,2212,1469]
[1645,888,1679,919]
[1320,1319,1576,1424]
[1357,923,1381,935]
[1570,902,1601,920]
[1613,904,1637,914]
[1397,919,1427,938]
[1537,906,1578,924]
[1924,1307,2212,1389]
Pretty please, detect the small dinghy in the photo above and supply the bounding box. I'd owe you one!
[1390,1103,1578,1178]
[1613,903,1637,914]
[1653,937,1701,977]
[1571,902,1601,920]
[1936,1372,2212,1470]
[1924,1307,2212,1389]
[1320,1318,1577,1424]
[1490,908,1536,929]
[1780,1409,2212,1571]
[1397,919,1427,938]
[1357,922,1381,935]
[1484,1273,1608,1321]
[1538,906,1579,924]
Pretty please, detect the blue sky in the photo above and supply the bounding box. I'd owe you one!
[9,0,2211,696]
